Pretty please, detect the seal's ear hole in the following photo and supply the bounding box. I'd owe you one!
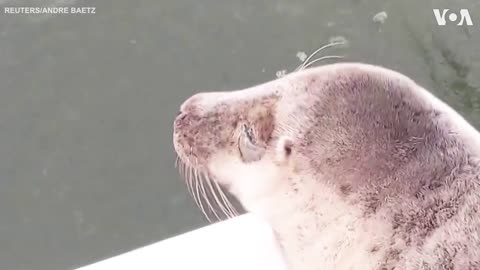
[275,136,293,164]
[284,144,292,156]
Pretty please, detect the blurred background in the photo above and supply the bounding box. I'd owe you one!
[0,0,479,269]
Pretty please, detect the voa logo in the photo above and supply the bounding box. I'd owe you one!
[433,9,473,26]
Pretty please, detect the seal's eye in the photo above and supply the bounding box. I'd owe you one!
[243,124,255,143]
[238,124,265,162]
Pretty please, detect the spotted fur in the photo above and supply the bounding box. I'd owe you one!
[173,63,480,270]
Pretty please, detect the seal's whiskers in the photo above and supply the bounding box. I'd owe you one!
[196,169,221,221]
[174,156,179,169]
[209,174,239,218]
[187,165,196,202]
[212,179,239,217]
[184,163,194,200]
[175,155,239,221]
[193,167,211,222]
[176,157,191,195]
[301,55,344,70]
[294,41,346,72]
[205,176,233,219]
[180,161,205,219]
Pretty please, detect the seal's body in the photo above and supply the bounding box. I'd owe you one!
[173,63,480,269]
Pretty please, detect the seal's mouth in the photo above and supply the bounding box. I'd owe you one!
[174,154,240,222]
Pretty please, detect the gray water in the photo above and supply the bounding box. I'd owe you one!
[0,0,479,269]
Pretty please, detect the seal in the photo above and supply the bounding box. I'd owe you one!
[173,63,480,269]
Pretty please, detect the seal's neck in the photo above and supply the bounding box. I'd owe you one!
[242,174,393,270]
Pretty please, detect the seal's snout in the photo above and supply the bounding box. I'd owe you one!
[173,112,188,130]
[174,93,206,133]
[174,94,202,136]
[173,110,200,166]
[173,92,229,168]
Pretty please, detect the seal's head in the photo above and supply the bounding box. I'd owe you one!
[173,62,480,269]
[174,63,437,214]
[173,70,306,216]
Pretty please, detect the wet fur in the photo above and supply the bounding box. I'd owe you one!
[173,63,480,270]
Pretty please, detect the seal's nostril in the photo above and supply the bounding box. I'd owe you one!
[175,112,188,126]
